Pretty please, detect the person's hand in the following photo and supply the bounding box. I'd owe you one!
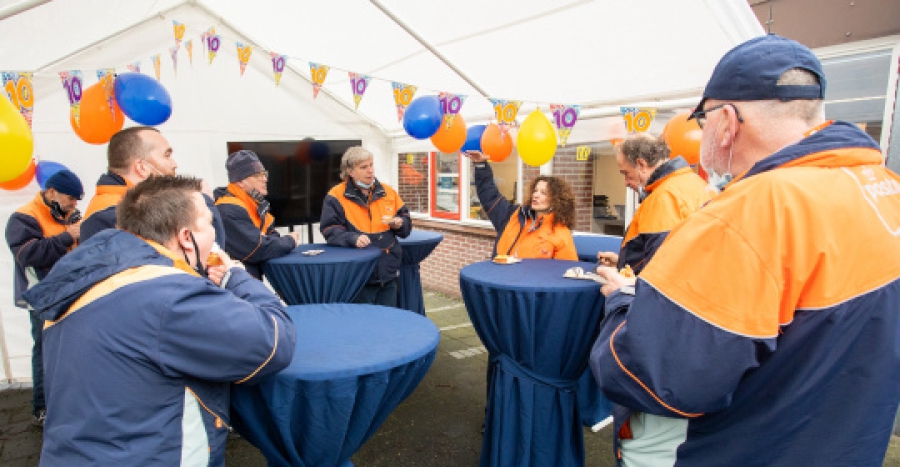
[288,231,301,246]
[462,150,490,163]
[388,217,404,229]
[597,252,619,267]
[206,264,228,286]
[595,266,636,297]
[355,234,371,248]
[65,221,81,240]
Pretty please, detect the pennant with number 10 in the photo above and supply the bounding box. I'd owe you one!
[439,92,467,128]
[392,82,417,122]
[173,21,185,48]
[349,73,371,110]
[96,69,116,117]
[490,98,522,135]
[2,72,34,128]
[309,63,329,99]
[59,71,84,127]
[621,107,657,133]
[236,42,253,76]
[270,53,287,86]
[550,104,580,147]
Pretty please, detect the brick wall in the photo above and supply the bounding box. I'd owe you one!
[397,152,430,214]
[415,219,497,299]
[551,145,596,233]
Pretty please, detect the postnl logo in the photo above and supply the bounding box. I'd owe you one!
[863,178,900,202]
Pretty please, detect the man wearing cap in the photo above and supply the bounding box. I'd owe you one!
[591,35,900,466]
[5,169,84,426]
[81,126,226,245]
[214,150,299,280]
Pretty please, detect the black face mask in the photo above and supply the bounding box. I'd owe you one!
[44,193,81,224]
[182,231,208,278]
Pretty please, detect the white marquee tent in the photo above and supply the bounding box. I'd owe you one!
[0,0,763,386]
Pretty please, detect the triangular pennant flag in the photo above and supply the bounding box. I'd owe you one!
[550,104,581,146]
[391,82,418,122]
[127,61,141,73]
[270,52,287,86]
[59,71,84,127]
[236,42,253,76]
[200,27,215,54]
[185,40,193,65]
[172,20,185,48]
[309,62,329,98]
[489,98,521,135]
[95,68,116,117]
[207,34,221,64]
[439,92,467,128]
[151,54,161,80]
[169,46,179,77]
[620,107,658,133]
[2,71,35,128]
[348,72,371,110]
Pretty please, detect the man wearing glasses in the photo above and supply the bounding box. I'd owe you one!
[591,35,900,466]
[215,150,300,280]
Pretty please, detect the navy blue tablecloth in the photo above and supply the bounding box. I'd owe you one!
[573,234,623,263]
[230,304,439,467]
[460,260,607,467]
[263,244,381,305]
[397,230,443,315]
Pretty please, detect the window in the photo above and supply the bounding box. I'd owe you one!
[397,152,430,215]
[468,154,520,222]
[431,152,461,220]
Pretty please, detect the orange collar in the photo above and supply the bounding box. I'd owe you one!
[804,120,834,138]
[142,238,201,277]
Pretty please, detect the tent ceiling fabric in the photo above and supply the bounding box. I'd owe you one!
[0,0,763,136]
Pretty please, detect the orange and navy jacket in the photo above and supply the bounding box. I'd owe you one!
[81,172,132,242]
[5,193,77,308]
[22,229,296,466]
[84,172,227,245]
[473,162,578,260]
[618,156,712,274]
[320,179,411,285]
[590,121,900,466]
[214,184,295,280]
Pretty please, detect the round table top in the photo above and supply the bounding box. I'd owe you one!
[460,259,600,293]
[398,230,444,246]
[267,243,381,266]
[279,303,440,381]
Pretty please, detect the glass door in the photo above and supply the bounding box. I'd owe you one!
[430,151,461,220]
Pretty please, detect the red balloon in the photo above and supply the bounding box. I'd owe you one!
[481,123,513,162]
[0,159,36,191]
[71,81,125,145]
[430,114,467,153]
[662,112,702,165]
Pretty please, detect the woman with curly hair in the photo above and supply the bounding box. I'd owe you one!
[464,150,578,260]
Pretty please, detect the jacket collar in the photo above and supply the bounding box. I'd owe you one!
[343,178,386,205]
[645,157,691,193]
[97,171,132,188]
[226,182,260,210]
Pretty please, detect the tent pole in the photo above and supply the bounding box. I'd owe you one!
[369,0,491,99]
[0,0,51,22]
[34,1,188,72]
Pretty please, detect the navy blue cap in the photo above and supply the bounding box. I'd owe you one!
[691,34,826,117]
[45,170,84,200]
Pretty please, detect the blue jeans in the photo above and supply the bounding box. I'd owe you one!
[29,311,45,416]
[353,279,398,307]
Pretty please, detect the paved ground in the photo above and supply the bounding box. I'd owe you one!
[2,291,900,466]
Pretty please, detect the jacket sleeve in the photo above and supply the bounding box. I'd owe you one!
[203,193,227,247]
[80,207,117,243]
[590,213,779,417]
[391,197,412,239]
[473,162,518,233]
[320,194,361,247]
[157,270,296,383]
[218,204,295,264]
[6,213,74,269]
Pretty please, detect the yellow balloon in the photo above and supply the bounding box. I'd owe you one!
[0,97,34,183]
[517,109,557,167]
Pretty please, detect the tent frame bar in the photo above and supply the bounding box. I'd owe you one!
[0,0,51,22]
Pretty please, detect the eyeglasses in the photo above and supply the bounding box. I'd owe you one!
[690,103,744,129]
[252,171,269,179]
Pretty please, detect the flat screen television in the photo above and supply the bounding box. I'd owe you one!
[226,139,361,227]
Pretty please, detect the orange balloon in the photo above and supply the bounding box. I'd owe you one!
[661,112,703,165]
[430,114,466,153]
[71,81,125,145]
[0,159,36,191]
[481,123,513,162]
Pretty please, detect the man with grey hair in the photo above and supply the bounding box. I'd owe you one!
[594,132,711,466]
[215,150,300,280]
[320,146,411,306]
[591,35,900,466]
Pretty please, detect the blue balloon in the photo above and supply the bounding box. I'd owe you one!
[309,141,329,161]
[462,125,486,152]
[403,95,443,139]
[114,72,173,125]
[36,161,69,189]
